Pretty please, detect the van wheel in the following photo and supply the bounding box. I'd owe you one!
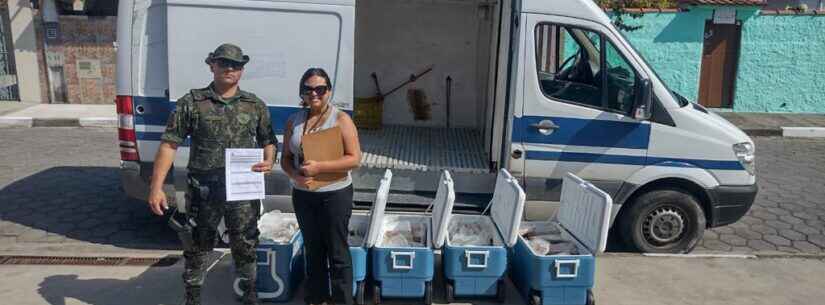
[619,188,706,253]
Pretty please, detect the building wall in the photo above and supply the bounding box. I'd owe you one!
[734,11,825,112]
[616,9,712,103]
[616,7,825,113]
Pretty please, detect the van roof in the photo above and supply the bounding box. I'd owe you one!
[523,0,612,26]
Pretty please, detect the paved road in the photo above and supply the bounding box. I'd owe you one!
[0,127,823,253]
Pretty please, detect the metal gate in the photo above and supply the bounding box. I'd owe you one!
[0,5,19,101]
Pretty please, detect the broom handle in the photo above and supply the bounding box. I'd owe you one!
[382,67,433,98]
[370,72,383,97]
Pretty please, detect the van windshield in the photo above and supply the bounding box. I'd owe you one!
[616,31,688,107]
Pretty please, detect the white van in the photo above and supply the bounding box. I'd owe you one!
[115,0,757,253]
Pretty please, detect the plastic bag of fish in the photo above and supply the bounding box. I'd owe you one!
[448,221,495,246]
[381,219,427,247]
[258,211,299,244]
[520,222,578,256]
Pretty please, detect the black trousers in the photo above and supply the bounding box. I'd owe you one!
[293,185,354,305]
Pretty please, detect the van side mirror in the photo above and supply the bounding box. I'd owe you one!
[634,79,652,120]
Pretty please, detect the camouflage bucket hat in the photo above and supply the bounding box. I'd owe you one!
[206,43,250,65]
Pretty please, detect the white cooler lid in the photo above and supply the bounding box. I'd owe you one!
[430,170,455,249]
[364,169,392,248]
[557,173,613,254]
[486,169,526,247]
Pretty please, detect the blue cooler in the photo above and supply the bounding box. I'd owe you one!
[442,169,525,303]
[510,173,612,305]
[348,169,393,305]
[233,212,305,302]
[370,170,455,305]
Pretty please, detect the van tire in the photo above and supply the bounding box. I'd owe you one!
[619,188,705,253]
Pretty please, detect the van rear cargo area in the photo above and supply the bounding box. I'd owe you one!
[359,125,488,174]
[353,0,500,176]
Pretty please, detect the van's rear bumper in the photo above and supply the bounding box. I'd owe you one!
[120,160,179,203]
[120,161,150,201]
[708,183,758,227]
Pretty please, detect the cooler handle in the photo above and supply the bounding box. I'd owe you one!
[464,250,489,269]
[390,251,416,270]
[554,259,580,279]
[256,249,271,265]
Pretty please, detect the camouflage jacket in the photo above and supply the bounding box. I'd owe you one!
[161,84,277,173]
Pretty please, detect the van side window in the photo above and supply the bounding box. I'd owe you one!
[535,24,602,109]
[535,23,639,115]
[605,41,638,114]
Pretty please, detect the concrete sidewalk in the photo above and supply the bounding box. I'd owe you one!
[0,103,116,128]
[0,252,823,305]
[1,101,825,137]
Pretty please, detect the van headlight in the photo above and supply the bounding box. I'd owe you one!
[733,142,755,175]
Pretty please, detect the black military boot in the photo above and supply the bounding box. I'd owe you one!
[237,278,260,305]
[184,286,201,305]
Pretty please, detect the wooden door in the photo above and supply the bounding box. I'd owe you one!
[698,20,742,108]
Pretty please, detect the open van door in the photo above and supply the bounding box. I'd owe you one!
[512,1,652,205]
[165,0,355,134]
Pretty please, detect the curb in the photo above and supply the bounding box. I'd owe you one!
[0,117,117,128]
[741,128,782,137]
[730,127,825,138]
[0,117,33,127]
[781,127,825,138]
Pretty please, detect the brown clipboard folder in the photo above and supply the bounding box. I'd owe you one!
[301,126,347,190]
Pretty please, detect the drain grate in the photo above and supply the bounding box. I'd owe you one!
[0,256,180,267]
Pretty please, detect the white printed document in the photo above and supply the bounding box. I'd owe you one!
[225,149,265,201]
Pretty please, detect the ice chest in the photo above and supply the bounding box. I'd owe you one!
[510,173,612,305]
[232,212,305,303]
[369,170,455,305]
[348,169,393,305]
[442,169,525,302]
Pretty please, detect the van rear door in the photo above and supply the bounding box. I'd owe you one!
[166,0,355,137]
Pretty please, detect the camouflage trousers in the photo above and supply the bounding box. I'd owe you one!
[179,172,260,305]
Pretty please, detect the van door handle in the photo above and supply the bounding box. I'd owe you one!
[530,120,559,135]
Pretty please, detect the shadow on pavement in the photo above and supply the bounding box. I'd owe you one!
[0,166,180,250]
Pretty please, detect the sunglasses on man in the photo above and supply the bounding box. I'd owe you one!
[213,59,245,70]
[301,85,329,96]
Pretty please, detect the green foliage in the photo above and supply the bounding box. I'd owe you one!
[595,0,677,32]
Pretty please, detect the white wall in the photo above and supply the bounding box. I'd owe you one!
[354,0,492,128]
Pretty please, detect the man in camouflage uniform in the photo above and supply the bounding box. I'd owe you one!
[147,43,277,305]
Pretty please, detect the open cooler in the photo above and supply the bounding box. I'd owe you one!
[233,211,304,302]
[510,173,612,305]
[348,169,393,305]
[442,169,525,302]
[370,170,455,305]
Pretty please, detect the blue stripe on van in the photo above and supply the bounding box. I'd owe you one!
[132,96,305,134]
[512,116,651,150]
[526,151,744,170]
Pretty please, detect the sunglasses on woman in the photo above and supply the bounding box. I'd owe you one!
[301,85,329,96]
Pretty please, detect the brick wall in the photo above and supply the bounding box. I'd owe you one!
[57,16,117,104]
